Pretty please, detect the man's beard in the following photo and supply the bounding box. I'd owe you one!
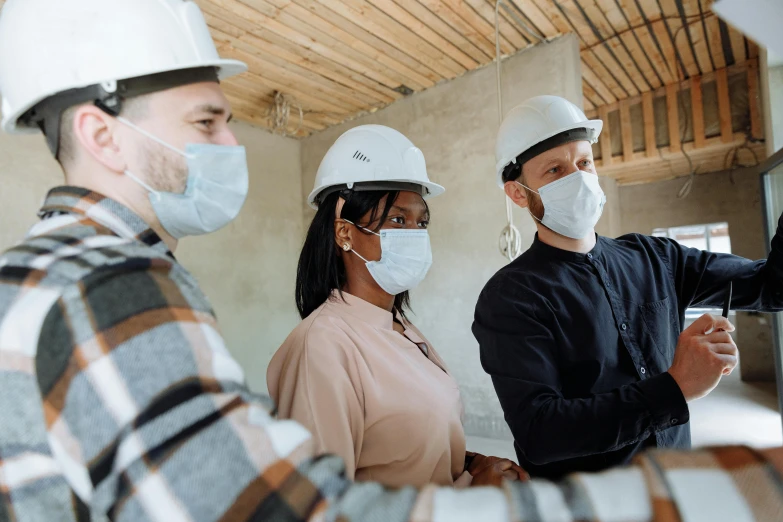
[141,140,189,194]
[525,187,545,221]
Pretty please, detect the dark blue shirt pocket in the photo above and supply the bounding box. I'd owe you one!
[639,297,677,365]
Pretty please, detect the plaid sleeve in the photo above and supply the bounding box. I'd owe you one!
[30,260,783,522]
[34,261,326,521]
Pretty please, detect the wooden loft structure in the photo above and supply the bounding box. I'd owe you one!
[586,59,767,185]
[0,0,768,184]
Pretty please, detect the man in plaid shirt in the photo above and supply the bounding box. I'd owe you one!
[0,1,782,521]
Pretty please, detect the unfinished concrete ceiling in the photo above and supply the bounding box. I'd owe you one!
[194,0,759,137]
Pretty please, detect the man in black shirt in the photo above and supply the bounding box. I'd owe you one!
[473,95,783,480]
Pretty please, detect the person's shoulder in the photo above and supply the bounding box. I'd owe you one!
[477,249,553,303]
[279,301,357,363]
[604,233,678,259]
[1,216,175,286]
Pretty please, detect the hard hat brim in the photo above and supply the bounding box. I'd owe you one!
[308,179,445,209]
[495,118,603,188]
[2,58,249,134]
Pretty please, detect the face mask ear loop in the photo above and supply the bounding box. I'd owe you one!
[342,218,381,237]
[515,181,540,196]
[124,169,162,202]
[340,218,381,263]
[117,116,194,159]
[515,182,543,224]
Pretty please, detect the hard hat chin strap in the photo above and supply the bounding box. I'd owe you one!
[20,67,219,159]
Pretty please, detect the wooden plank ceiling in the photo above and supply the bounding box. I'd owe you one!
[195,0,759,138]
[0,0,759,141]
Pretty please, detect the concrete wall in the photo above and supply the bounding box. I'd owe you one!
[177,122,303,392]
[0,121,303,393]
[299,35,583,438]
[618,171,775,381]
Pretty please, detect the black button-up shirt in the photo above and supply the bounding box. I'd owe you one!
[473,221,783,480]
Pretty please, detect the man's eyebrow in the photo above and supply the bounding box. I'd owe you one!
[189,104,232,122]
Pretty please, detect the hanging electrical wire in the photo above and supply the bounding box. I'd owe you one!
[267,91,303,137]
[676,88,697,199]
[495,0,523,261]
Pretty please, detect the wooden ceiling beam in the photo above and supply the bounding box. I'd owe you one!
[393,0,491,64]
[414,0,497,57]
[204,10,401,104]
[490,0,538,47]
[220,46,367,113]
[258,0,447,84]
[212,27,379,109]
[705,13,726,70]
[690,76,705,149]
[465,0,529,51]
[593,0,664,89]
[581,51,628,100]
[582,62,617,105]
[287,0,437,89]
[600,133,766,185]
[508,0,560,39]
[366,0,479,70]
[322,0,465,78]
[581,79,605,109]
[682,1,714,75]
[727,25,747,65]
[715,67,732,143]
[201,0,419,89]
[656,0,700,78]
[233,30,395,105]
[439,0,515,55]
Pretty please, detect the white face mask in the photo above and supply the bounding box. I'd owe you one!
[517,170,606,240]
[118,117,249,239]
[343,220,433,295]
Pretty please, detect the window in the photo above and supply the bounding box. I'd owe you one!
[652,223,732,254]
[653,223,733,322]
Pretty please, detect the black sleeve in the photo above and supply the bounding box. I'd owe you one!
[473,280,688,466]
[654,214,783,313]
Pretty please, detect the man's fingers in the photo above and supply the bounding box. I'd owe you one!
[714,353,739,371]
[709,342,738,356]
[691,313,718,333]
[705,330,734,345]
[690,314,735,335]
[711,315,735,333]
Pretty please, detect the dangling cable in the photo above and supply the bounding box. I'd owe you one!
[496,0,523,261]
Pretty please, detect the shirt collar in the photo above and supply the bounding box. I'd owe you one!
[526,233,604,263]
[37,186,171,257]
[328,290,397,330]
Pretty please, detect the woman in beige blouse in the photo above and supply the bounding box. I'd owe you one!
[267,125,526,488]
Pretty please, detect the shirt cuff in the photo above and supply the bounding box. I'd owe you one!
[637,372,689,431]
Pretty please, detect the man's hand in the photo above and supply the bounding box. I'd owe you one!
[668,313,738,402]
[466,452,529,486]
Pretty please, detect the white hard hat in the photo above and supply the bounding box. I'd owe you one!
[495,95,603,187]
[308,125,445,209]
[0,0,247,153]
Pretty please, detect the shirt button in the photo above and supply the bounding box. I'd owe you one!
[587,253,593,259]
[640,367,646,374]
[621,323,627,331]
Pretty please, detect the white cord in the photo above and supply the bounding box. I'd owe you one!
[496,0,523,261]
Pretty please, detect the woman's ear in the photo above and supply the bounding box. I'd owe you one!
[334,219,353,253]
[504,180,529,209]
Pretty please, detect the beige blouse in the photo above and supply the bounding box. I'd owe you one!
[267,291,467,488]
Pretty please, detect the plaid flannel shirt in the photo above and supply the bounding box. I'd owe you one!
[1,186,782,522]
